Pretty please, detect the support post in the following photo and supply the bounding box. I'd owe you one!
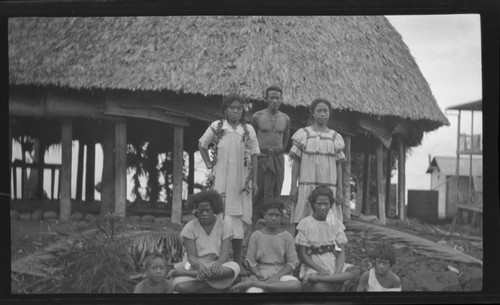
[85,142,95,202]
[376,142,386,225]
[398,136,406,220]
[362,150,370,214]
[115,121,127,217]
[76,141,85,201]
[385,146,392,217]
[36,139,45,199]
[343,135,351,219]
[456,110,461,207]
[60,120,73,221]
[188,150,195,195]
[101,122,115,215]
[172,126,184,224]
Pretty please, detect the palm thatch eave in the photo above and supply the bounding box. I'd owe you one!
[8,16,449,127]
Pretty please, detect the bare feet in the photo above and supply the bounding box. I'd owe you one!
[232,278,258,292]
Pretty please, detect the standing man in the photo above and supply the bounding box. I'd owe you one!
[251,85,291,226]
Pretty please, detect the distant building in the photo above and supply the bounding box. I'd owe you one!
[426,156,482,218]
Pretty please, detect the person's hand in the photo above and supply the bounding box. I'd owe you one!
[265,274,281,284]
[209,262,223,278]
[252,182,259,196]
[198,264,211,280]
[205,161,214,169]
[290,185,298,202]
[336,191,344,206]
[167,269,177,279]
[255,272,266,281]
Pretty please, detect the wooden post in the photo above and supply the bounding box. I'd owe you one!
[385,146,392,217]
[21,141,28,199]
[75,141,85,201]
[36,139,45,199]
[60,120,73,221]
[115,121,127,217]
[101,122,115,215]
[398,136,406,220]
[85,142,95,202]
[343,135,351,219]
[455,110,461,207]
[172,126,184,224]
[376,142,386,225]
[188,150,195,195]
[362,151,370,214]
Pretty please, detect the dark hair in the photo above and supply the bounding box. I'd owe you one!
[186,189,224,215]
[144,252,167,268]
[309,98,332,115]
[370,242,397,266]
[221,93,247,123]
[264,197,285,215]
[265,85,283,99]
[308,185,335,211]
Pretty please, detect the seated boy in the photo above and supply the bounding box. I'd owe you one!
[134,253,173,293]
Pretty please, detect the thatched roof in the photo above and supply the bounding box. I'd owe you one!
[8,16,449,127]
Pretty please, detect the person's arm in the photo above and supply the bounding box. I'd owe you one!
[334,243,346,274]
[282,115,290,149]
[245,233,265,280]
[289,158,300,202]
[208,237,232,278]
[336,160,344,205]
[199,143,213,170]
[183,238,202,271]
[356,271,369,292]
[251,112,260,135]
[297,245,328,275]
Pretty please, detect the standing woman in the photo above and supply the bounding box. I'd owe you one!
[289,98,345,225]
[199,93,260,266]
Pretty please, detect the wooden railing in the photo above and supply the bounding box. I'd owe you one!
[11,160,61,202]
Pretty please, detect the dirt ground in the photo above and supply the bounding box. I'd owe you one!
[10,212,483,293]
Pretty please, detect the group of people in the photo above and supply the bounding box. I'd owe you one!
[133,86,402,293]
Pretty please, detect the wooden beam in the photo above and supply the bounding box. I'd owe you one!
[85,143,95,202]
[114,121,127,217]
[343,135,352,219]
[172,126,184,224]
[362,151,370,214]
[398,136,406,220]
[60,120,72,221]
[376,142,386,225]
[75,141,85,201]
[385,146,392,217]
[188,150,195,195]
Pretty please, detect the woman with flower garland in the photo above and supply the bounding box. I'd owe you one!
[199,93,260,267]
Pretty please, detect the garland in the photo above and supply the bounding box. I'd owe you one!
[205,120,253,195]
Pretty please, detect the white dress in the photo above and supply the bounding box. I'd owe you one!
[289,126,345,224]
[199,120,260,224]
[295,215,351,279]
[366,268,402,292]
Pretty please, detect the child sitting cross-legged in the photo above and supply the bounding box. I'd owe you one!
[232,198,302,293]
[168,190,240,293]
[133,253,173,293]
[356,242,401,292]
[295,185,355,292]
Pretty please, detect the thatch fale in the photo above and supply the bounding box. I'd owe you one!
[9,16,449,130]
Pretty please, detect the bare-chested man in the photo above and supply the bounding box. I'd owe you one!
[251,85,290,226]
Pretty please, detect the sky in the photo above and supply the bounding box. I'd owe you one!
[385,14,482,191]
[11,14,483,203]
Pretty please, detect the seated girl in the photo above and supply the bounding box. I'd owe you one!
[356,242,402,292]
[168,190,240,293]
[232,199,302,293]
[295,185,355,292]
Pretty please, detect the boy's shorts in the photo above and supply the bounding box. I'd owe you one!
[223,215,245,239]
